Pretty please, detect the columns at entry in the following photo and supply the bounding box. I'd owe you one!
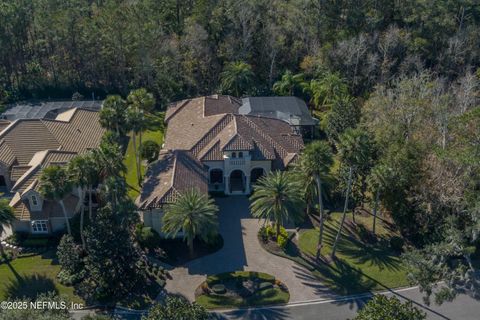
[245,175,251,194]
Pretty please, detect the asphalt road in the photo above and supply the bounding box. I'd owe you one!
[72,285,480,320]
[212,286,480,320]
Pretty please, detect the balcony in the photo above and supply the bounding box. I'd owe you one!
[229,158,246,166]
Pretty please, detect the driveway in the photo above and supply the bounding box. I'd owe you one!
[164,196,332,302]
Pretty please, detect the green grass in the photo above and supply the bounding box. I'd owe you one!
[0,250,82,303]
[196,271,289,309]
[296,213,408,295]
[196,288,289,309]
[124,129,163,200]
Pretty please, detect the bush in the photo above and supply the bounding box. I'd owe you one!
[277,234,288,248]
[258,227,269,243]
[261,224,288,242]
[211,284,226,295]
[354,295,426,320]
[0,251,13,264]
[258,282,273,290]
[135,225,162,249]
[140,140,160,163]
[4,232,28,246]
[23,237,49,247]
[206,271,275,286]
[57,235,83,275]
[390,236,405,252]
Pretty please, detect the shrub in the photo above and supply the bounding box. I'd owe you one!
[277,234,288,248]
[390,236,405,252]
[212,284,226,295]
[0,251,13,264]
[140,140,160,163]
[135,225,162,249]
[258,227,269,243]
[57,235,83,275]
[23,237,49,247]
[258,282,273,290]
[5,232,28,246]
[354,295,426,320]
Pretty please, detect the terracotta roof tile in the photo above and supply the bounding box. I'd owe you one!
[137,150,208,209]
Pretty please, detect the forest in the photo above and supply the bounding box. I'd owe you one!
[0,0,479,105]
[1,0,480,304]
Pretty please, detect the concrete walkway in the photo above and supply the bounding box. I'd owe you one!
[164,196,333,302]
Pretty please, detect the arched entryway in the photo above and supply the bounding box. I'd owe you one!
[250,168,265,185]
[229,170,245,193]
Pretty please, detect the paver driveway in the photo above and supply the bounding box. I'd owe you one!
[164,196,333,302]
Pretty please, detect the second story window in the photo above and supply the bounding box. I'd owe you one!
[232,152,236,158]
[31,195,38,206]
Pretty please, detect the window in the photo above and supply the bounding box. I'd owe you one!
[0,175,6,187]
[231,152,236,158]
[31,195,38,206]
[210,169,223,184]
[31,220,48,233]
[239,152,243,158]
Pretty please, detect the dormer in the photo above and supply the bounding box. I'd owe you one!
[22,190,44,212]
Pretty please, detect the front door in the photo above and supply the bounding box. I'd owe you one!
[229,170,245,193]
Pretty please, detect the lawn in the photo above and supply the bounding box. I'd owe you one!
[295,212,408,295]
[124,129,163,200]
[195,271,290,309]
[0,250,82,303]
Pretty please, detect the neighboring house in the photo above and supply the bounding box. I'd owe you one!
[0,108,105,234]
[239,96,318,138]
[137,94,304,234]
[1,100,102,121]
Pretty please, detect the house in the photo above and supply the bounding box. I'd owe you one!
[137,95,304,234]
[239,96,318,138]
[1,100,102,121]
[0,108,105,234]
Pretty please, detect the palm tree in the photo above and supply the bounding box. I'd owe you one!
[304,72,348,109]
[126,106,146,185]
[162,189,219,256]
[68,153,98,249]
[250,171,305,238]
[220,61,255,97]
[99,95,128,135]
[299,141,333,259]
[273,70,305,96]
[331,128,372,258]
[0,199,14,256]
[93,141,126,180]
[367,163,391,235]
[39,166,73,235]
[127,89,156,183]
[127,88,156,147]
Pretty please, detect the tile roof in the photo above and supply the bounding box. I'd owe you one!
[137,150,208,209]
[0,120,11,133]
[2,108,104,216]
[164,96,303,168]
[138,95,304,208]
[13,194,78,221]
[0,108,104,167]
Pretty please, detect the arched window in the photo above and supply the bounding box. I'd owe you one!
[251,168,265,184]
[210,169,223,184]
[239,152,243,158]
[231,152,236,158]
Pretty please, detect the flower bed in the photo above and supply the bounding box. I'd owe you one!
[195,271,289,309]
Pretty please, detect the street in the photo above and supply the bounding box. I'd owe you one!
[213,286,480,320]
[72,285,480,320]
